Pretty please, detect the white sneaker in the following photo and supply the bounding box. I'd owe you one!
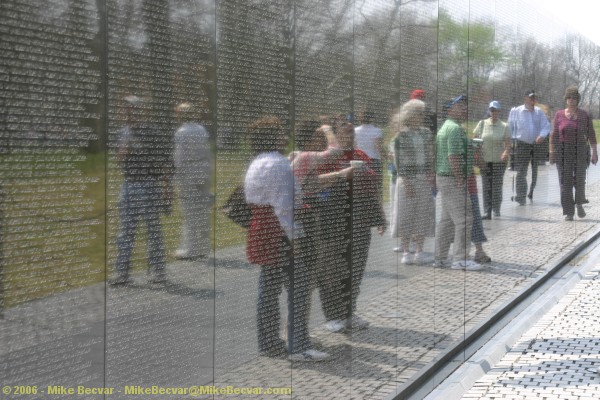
[433,259,450,268]
[289,349,330,362]
[451,260,483,271]
[175,249,190,259]
[393,246,403,253]
[347,314,370,330]
[464,260,483,271]
[401,252,413,264]
[325,319,347,333]
[175,249,206,260]
[413,252,427,265]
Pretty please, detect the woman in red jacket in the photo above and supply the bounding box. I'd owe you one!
[550,87,598,220]
[315,122,386,333]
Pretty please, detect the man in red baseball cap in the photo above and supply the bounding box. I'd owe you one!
[410,89,437,134]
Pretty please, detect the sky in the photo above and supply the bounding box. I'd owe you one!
[533,0,600,46]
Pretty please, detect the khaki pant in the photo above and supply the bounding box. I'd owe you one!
[435,175,473,262]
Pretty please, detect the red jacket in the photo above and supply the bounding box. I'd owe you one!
[246,205,289,266]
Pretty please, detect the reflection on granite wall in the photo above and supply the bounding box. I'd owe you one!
[1,0,600,398]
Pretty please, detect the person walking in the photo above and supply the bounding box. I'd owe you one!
[473,101,510,218]
[550,86,598,220]
[508,90,551,205]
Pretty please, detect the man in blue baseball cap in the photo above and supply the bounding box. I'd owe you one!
[434,95,482,271]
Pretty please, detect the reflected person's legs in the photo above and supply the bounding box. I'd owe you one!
[514,141,532,204]
[348,228,371,319]
[257,263,285,354]
[574,145,588,207]
[177,175,211,258]
[557,144,576,217]
[115,181,140,279]
[491,162,506,215]
[529,144,541,197]
[317,201,351,323]
[285,242,311,354]
[437,176,472,261]
[435,175,455,263]
[143,181,166,279]
[481,162,493,216]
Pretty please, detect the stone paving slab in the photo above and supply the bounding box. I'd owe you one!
[459,266,600,400]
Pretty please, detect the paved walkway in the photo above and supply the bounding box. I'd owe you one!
[458,257,600,400]
[2,163,600,399]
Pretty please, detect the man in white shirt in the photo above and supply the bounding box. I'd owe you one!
[508,90,551,205]
[173,103,213,260]
[354,110,384,196]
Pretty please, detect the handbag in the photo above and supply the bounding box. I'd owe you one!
[221,185,252,228]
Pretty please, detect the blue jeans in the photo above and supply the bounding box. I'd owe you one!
[257,238,311,354]
[470,194,487,245]
[115,180,166,277]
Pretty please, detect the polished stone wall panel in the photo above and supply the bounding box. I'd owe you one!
[1,0,599,398]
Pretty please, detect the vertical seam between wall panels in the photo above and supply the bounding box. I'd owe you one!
[492,0,497,100]
[212,0,219,393]
[395,0,401,386]
[102,0,109,394]
[434,0,440,353]
[465,0,471,358]
[351,0,356,394]
[289,0,296,392]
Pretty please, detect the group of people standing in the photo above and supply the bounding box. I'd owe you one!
[388,86,598,272]
[108,85,597,363]
[245,85,598,362]
[244,117,385,362]
[388,91,486,270]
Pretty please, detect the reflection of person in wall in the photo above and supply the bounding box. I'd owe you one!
[244,117,329,362]
[466,147,492,264]
[473,101,510,219]
[109,95,173,286]
[316,122,386,334]
[434,96,482,271]
[550,86,598,221]
[508,90,551,205]
[290,120,340,284]
[389,99,435,265]
[354,110,385,197]
[173,103,213,260]
[410,89,437,135]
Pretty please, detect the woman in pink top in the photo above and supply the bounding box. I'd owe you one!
[550,86,598,220]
